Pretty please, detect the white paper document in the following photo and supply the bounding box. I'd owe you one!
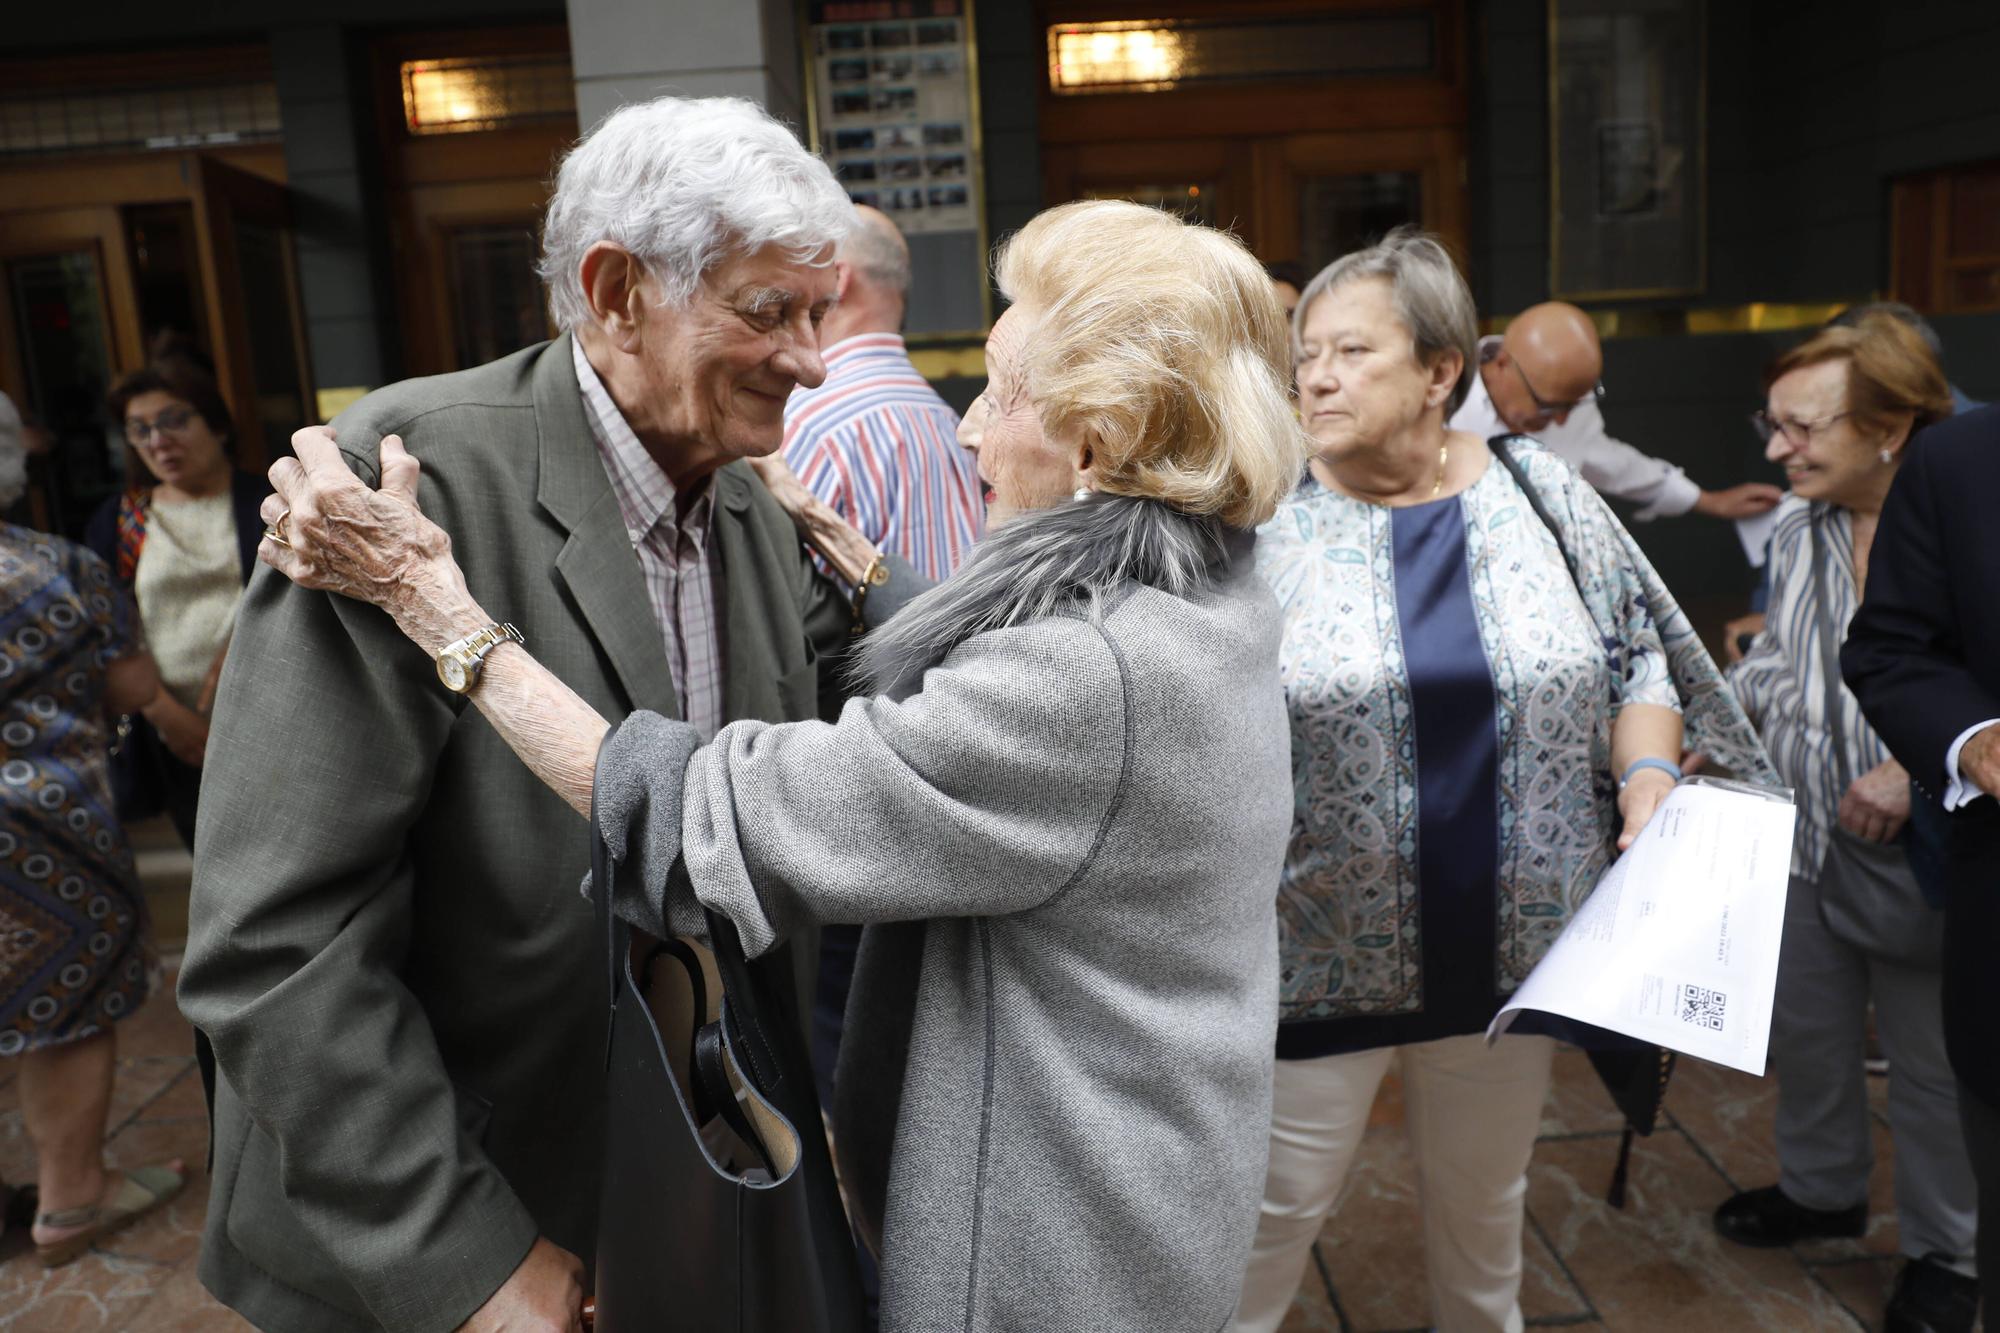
[1487,778,1797,1075]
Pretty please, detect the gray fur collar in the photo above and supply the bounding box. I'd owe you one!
[855,493,1238,696]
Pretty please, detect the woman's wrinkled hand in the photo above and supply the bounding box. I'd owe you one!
[1838,758,1911,844]
[1616,767,1676,852]
[745,450,818,525]
[260,427,486,655]
[745,449,884,589]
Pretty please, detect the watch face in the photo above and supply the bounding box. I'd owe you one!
[440,656,469,692]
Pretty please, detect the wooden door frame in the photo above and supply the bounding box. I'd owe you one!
[367,24,577,378]
[189,155,315,468]
[0,208,143,410]
[398,179,558,377]
[0,147,294,444]
[1036,0,1468,144]
[1040,138,1258,236]
[1253,127,1468,263]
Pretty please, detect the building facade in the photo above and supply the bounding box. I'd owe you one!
[5,0,1997,627]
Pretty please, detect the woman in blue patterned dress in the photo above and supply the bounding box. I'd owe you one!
[0,420,185,1265]
[1232,231,1771,1333]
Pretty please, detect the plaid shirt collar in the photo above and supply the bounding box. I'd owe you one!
[571,339,715,550]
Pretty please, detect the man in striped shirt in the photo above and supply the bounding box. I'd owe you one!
[781,209,985,1233]
[782,205,985,585]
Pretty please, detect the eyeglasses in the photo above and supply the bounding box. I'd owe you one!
[124,404,197,446]
[1512,360,1603,417]
[1749,409,1852,446]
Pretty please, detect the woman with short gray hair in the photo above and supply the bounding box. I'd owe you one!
[1235,230,1770,1331]
[254,199,1304,1331]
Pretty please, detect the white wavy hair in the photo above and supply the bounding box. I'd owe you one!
[537,96,855,330]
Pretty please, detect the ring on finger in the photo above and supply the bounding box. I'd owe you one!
[263,507,293,549]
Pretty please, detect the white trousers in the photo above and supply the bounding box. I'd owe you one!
[1232,1033,1556,1333]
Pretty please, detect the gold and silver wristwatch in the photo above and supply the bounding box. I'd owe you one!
[435,623,525,695]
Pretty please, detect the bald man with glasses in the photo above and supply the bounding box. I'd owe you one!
[1451,300,1783,522]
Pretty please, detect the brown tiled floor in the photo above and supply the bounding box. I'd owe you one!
[1282,1045,1944,1333]
[0,822,1956,1330]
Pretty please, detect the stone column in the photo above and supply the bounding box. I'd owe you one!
[269,26,398,404]
[564,0,805,133]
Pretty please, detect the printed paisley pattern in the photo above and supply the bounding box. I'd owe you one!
[0,525,152,1055]
[1258,445,1775,1023]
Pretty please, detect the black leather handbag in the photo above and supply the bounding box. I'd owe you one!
[589,741,867,1332]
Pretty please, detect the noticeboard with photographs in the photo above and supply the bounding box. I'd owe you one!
[807,0,987,336]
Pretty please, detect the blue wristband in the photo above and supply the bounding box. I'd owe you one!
[1619,757,1682,789]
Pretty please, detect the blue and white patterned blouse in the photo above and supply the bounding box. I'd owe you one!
[1256,445,1686,1057]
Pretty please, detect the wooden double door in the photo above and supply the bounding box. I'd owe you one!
[1046,127,1466,278]
[0,149,311,538]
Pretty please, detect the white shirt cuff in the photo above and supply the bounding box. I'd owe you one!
[1943,719,2000,810]
[1630,468,1702,522]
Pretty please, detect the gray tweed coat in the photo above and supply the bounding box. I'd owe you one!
[594,497,1292,1332]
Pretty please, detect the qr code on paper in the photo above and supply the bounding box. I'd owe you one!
[1679,984,1727,1031]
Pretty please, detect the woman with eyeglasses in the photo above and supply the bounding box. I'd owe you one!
[84,347,269,849]
[1234,231,1771,1333]
[1715,314,1981,1330]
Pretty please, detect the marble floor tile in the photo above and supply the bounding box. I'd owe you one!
[116,1061,206,1129]
[111,1262,251,1332]
[1521,1210,1593,1324]
[1317,1121,1432,1331]
[108,967,198,1066]
[0,1248,175,1331]
[1527,1129,1863,1331]
[0,1110,33,1189]
[1807,1255,1899,1330]
[1278,1243,1347,1332]
[1542,1045,1634,1138]
[1666,1057,1901,1258]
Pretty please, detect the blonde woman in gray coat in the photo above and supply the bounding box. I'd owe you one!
[254,199,1304,1332]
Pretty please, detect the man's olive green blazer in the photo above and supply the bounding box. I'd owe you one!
[179,336,857,1333]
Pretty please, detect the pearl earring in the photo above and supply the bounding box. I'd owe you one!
[1879,448,1894,464]
[1073,486,1091,502]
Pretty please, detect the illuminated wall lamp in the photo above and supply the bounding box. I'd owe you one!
[1048,23,1186,92]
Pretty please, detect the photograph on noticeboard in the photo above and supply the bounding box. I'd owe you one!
[808,4,979,236]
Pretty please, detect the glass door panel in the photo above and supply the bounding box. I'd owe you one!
[1080,181,1220,226]
[125,203,213,361]
[5,249,123,537]
[445,223,547,370]
[1296,171,1423,276]
[191,155,313,468]
[230,216,308,454]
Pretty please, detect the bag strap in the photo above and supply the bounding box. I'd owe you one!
[1487,435,1582,591]
[1807,512,1856,790]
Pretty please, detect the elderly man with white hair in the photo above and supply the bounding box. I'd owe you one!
[178,96,919,1333]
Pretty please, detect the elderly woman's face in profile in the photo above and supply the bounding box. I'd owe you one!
[1295,278,1440,463]
[961,305,1079,526]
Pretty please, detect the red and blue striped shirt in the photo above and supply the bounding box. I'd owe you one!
[782,333,985,583]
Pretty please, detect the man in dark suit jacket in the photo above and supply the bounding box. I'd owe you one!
[177,96,903,1332]
[1844,403,2000,1322]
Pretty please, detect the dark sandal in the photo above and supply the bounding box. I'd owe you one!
[33,1164,185,1268]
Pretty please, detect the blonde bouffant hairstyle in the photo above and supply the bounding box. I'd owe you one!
[992,200,1308,529]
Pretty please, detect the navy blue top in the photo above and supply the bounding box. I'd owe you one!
[1274,496,1629,1060]
[1278,496,1515,1058]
